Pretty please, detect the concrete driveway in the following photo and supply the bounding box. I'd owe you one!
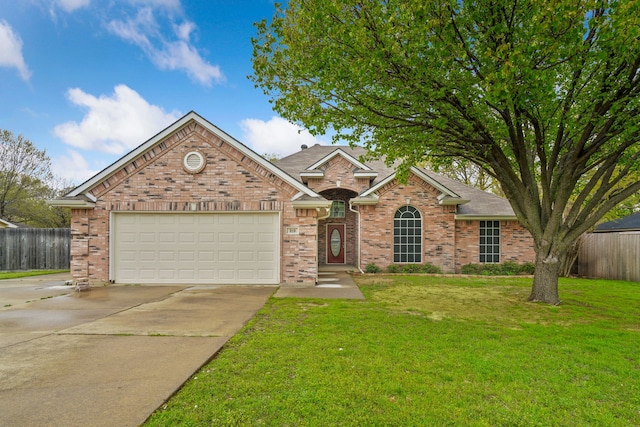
[0,273,274,427]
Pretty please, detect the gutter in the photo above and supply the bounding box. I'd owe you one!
[348,200,364,274]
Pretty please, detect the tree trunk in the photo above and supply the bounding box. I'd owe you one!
[528,252,561,305]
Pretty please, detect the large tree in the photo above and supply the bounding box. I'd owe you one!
[252,0,640,304]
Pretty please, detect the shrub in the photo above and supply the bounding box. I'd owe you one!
[418,263,442,274]
[386,264,401,273]
[365,263,381,273]
[481,263,504,275]
[518,262,536,275]
[461,263,483,274]
[395,263,442,274]
[501,261,520,275]
[460,262,536,276]
[400,264,422,273]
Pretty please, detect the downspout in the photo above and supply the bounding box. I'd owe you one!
[349,200,365,274]
[316,207,331,284]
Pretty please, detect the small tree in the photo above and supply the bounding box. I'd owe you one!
[0,130,55,225]
[252,0,640,305]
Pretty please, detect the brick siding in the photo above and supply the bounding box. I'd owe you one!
[70,120,317,285]
[70,119,536,284]
[454,219,535,271]
[359,174,457,273]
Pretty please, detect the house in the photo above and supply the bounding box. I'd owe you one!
[593,212,640,233]
[578,212,640,282]
[51,111,534,286]
[0,218,19,228]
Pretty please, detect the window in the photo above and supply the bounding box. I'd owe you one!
[479,220,500,263]
[394,206,422,263]
[330,201,345,218]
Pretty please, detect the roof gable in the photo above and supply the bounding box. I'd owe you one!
[306,148,372,171]
[64,112,320,201]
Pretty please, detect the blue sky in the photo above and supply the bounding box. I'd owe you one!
[0,0,327,186]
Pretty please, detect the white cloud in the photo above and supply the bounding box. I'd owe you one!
[240,117,325,158]
[53,84,181,154]
[0,20,32,82]
[52,149,100,184]
[128,0,182,11]
[107,7,223,86]
[56,0,91,13]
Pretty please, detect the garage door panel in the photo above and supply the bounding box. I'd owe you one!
[238,251,254,262]
[158,216,175,225]
[179,232,195,243]
[113,213,279,284]
[238,233,255,243]
[218,216,234,225]
[219,233,235,243]
[198,251,215,262]
[139,251,155,261]
[198,232,214,243]
[159,232,175,243]
[159,251,175,261]
[258,251,274,262]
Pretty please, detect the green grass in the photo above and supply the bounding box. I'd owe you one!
[0,270,69,280]
[145,275,640,426]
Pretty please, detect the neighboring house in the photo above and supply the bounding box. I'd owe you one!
[0,218,19,228]
[593,212,640,233]
[579,212,640,282]
[52,111,534,286]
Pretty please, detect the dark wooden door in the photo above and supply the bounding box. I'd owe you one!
[327,224,345,264]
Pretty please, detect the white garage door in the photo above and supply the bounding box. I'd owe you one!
[111,213,279,284]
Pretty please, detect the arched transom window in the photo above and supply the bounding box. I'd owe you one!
[394,206,422,263]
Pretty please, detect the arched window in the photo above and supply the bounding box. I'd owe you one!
[394,206,422,263]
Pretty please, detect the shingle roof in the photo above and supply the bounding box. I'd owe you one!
[275,144,516,218]
[594,212,640,232]
[276,144,395,186]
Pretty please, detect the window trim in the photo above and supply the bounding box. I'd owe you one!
[183,151,206,174]
[329,200,345,218]
[393,205,422,264]
[479,220,500,263]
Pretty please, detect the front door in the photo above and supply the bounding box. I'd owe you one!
[327,224,345,264]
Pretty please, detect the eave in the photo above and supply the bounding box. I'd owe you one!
[47,198,96,209]
[350,195,379,205]
[455,214,518,221]
[291,192,332,209]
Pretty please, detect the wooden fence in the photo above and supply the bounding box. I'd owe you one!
[0,228,71,270]
[578,232,640,282]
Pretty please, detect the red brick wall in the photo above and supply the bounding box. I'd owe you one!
[454,219,535,271]
[71,121,317,285]
[307,155,372,194]
[359,174,457,273]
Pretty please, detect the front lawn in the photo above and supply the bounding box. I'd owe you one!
[0,270,69,280]
[145,275,640,426]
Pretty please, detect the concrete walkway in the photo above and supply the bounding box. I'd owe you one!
[0,274,274,427]
[274,265,365,299]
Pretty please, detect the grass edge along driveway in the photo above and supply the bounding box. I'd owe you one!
[146,275,640,426]
[0,270,69,280]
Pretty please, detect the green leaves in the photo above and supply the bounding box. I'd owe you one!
[251,0,640,302]
[0,130,70,227]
